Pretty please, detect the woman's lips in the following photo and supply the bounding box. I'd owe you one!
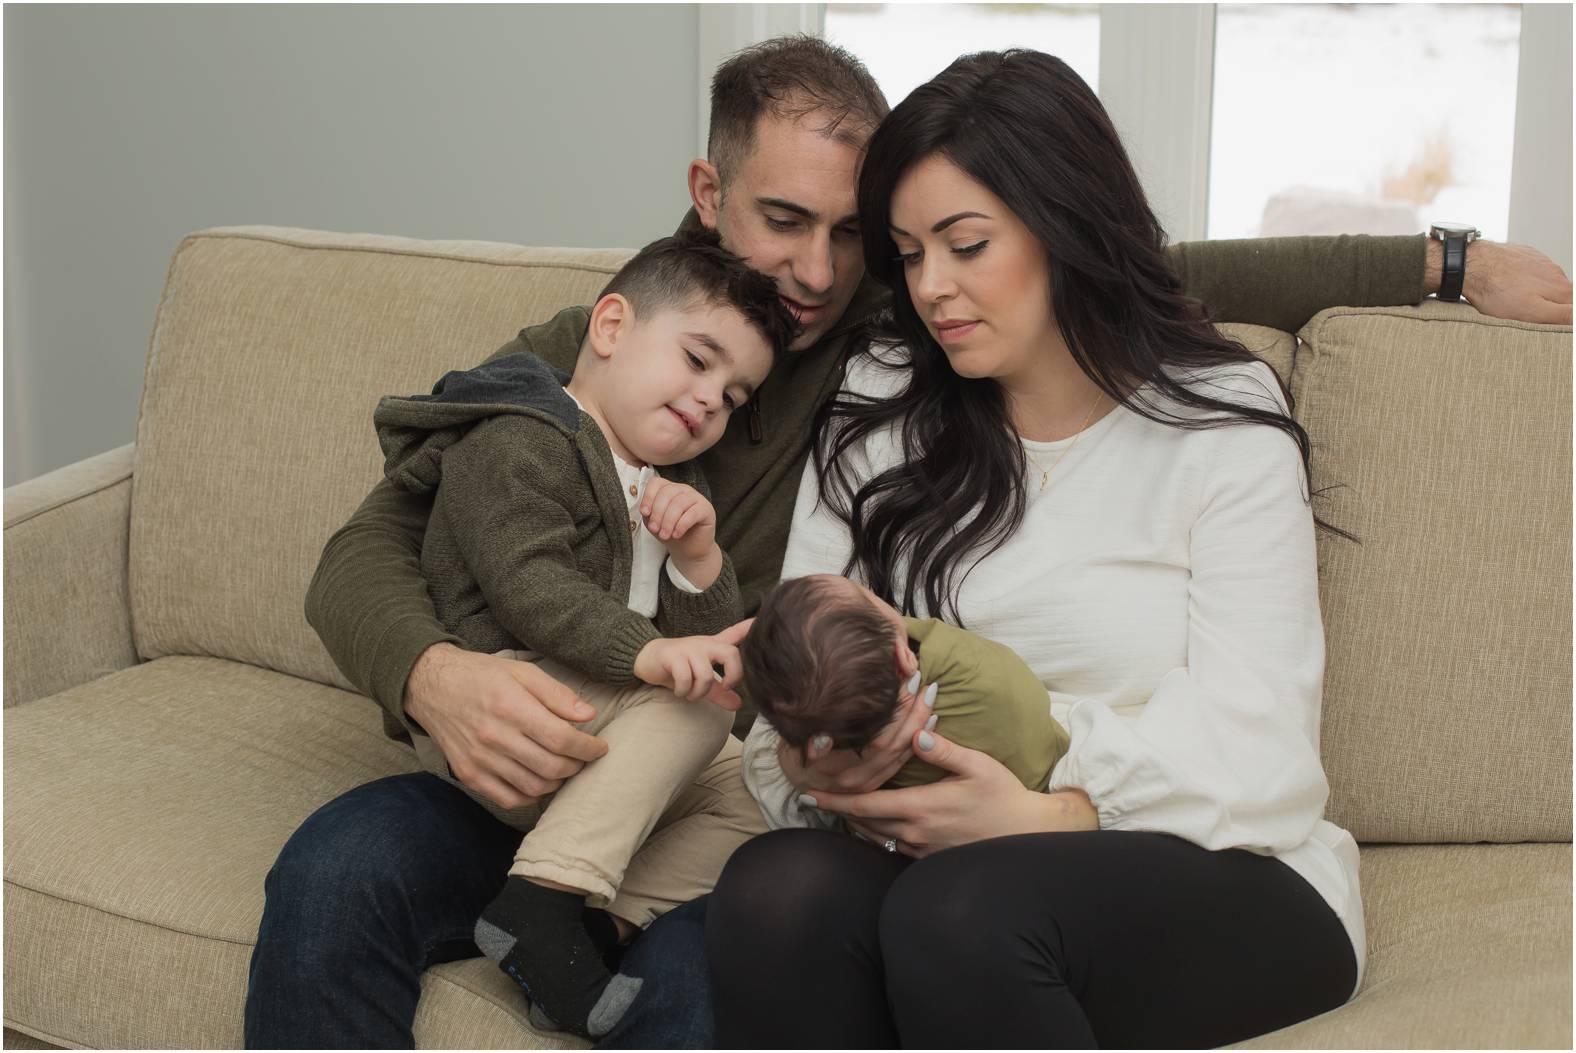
[935,320,981,343]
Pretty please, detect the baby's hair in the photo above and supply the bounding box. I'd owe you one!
[741,575,903,756]
[596,227,796,358]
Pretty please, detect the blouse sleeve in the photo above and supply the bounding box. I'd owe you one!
[1049,367,1330,855]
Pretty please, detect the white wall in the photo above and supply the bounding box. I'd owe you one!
[4,4,701,484]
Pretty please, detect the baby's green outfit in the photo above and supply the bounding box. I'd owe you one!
[890,617,1069,791]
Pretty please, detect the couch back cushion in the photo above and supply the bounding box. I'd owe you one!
[130,227,633,689]
[1294,303,1571,843]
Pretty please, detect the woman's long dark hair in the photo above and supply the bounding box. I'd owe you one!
[818,49,1343,623]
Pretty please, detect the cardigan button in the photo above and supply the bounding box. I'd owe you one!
[629,519,637,533]
[629,484,639,497]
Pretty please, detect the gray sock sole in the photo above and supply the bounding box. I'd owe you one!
[587,973,644,1038]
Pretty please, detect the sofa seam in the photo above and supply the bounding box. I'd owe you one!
[3,877,256,948]
[179,228,627,277]
[423,968,541,1031]
[3,1017,85,1050]
[4,469,132,531]
[1304,304,1573,339]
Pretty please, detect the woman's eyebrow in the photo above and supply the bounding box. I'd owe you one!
[890,211,991,237]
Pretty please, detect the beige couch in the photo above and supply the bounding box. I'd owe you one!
[4,226,1571,1049]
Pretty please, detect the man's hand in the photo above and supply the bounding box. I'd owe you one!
[633,635,744,710]
[642,478,724,589]
[404,643,608,810]
[1428,239,1573,325]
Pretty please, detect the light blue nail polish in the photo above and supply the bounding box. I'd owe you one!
[798,793,819,808]
[925,713,939,732]
[924,682,939,707]
[905,671,921,695]
[918,731,935,751]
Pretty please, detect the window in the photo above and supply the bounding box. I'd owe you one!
[1207,4,1521,241]
[823,2,1099,108]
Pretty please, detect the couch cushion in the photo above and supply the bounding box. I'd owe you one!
[129,227,634,688]
[2,659,393,1044]
[1232,842,1572,1049]
[1218,321,1297,385]
[1294,302,1571,843]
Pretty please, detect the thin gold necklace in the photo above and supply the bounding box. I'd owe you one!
[1022,392,1104,492]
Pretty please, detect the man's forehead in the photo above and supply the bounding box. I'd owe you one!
[732,112,863,205]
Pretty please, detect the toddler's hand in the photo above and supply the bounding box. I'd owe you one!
[633,635,743,711]
[641,478,717,562]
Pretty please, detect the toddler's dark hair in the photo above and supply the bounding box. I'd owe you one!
[740,575,903,757]
[597,227,796,357]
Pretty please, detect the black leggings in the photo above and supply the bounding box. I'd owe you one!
[705,828,1356,1049]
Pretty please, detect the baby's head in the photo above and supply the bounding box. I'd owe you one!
[575,228,794,465]
[741,574,916,757]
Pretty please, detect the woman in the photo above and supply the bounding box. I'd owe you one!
[705,50,1362,1048]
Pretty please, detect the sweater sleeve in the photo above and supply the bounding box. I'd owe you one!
[655,551,741,637]
[439,418,660,685]
[1048,369,1329,854]
[303,322,583,720]
[304,475,463,720]
[1167,233,1427,333]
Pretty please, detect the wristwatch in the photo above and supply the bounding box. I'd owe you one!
[1429,222,1481,302]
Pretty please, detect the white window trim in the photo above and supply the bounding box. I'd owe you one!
[1097,4,1216,244]
[1508,2,1572,273]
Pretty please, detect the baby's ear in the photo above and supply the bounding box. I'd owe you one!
[893,636,919,680]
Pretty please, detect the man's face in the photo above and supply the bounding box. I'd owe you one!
[705,114,867,352]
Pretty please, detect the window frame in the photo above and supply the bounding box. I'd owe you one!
[697,2,1569,268]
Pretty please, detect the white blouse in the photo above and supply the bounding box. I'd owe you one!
[741,349,1365,992]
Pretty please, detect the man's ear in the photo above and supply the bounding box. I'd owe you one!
[586,294,633,360]
[688,158,724,229]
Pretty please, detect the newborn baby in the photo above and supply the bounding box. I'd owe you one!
[740,573,1069,793]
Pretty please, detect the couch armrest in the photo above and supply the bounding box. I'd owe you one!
[4,444,139,707]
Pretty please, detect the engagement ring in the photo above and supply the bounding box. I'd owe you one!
[883,838,898,853]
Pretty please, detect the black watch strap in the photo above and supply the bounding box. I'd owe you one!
[1438,233,1468,302]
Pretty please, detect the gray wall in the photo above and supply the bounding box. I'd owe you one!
[4,4,700,484]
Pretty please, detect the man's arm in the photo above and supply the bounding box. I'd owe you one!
[305,475,458,716]
[1168,233,1572,332]
[304,319,606,809]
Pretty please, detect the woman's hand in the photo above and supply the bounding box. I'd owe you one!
[800,729,1099,857]
[779,675,939,796]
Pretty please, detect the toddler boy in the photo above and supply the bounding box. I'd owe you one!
[372,229,792,1036]
[740,573,1070,823]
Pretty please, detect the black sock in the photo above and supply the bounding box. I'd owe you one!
[475,877,618,1038]
[581,905,624,971]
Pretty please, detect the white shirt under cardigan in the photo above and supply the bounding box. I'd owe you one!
[742,350,1365,992]
[564,391,703,614]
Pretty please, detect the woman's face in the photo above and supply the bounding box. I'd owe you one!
[888,153,1058,382]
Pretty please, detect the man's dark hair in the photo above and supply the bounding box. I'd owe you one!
[708,34,890,186]
[740,575,902,757]
[598,227,795,356]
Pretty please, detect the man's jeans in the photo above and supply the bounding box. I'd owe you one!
[243,772,715,1049]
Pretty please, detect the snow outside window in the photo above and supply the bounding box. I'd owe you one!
[1208,3,1520,241]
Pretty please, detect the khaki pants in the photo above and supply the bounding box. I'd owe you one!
[410,652,766,929]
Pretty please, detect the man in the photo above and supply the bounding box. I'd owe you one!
[244,35,1572,1049]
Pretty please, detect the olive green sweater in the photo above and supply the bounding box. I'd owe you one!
[305,226,1426,738]
[374,350,740,692]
